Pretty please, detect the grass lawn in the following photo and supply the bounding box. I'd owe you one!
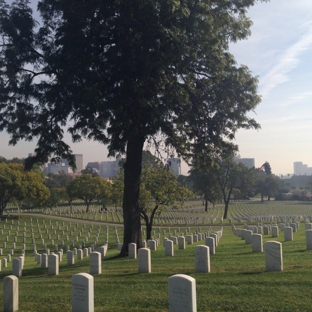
[0,202,312,311]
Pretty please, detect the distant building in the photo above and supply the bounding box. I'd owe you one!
[100,155,122,178]
[234,157,255,168]
[167,158,181,176]
[86,162,101,171]
[293,161,303,175]
[43,162,69,175]
[73,154,83,172]
[43,153,83,175]
[62,154,83,173]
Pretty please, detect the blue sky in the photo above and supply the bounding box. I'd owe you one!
[231,0,312,176]
[1,0,312,175]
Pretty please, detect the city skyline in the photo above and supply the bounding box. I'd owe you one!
[1,0,312,175]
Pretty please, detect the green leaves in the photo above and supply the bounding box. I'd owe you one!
[66,174,112,211]
[0,162,50,214]
[0,0,264,163]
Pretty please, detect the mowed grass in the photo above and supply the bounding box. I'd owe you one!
[0,203,312,311]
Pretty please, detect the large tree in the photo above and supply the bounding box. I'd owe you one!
[0,0,265,255]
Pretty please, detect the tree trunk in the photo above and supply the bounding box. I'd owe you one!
[223,188,232,219]
[120,135,145,256]
[146,221,152,240]
[204,198,208,212]
[146,205,158,240]
[223,201,229,219]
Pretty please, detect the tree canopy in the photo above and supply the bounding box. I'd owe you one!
[66,174,112,212]
[0,0,266,255]
[0,162,50,215]
[139,165,193,239]
[189,165,222,212]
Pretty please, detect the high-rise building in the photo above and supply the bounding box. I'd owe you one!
[294,161,303,175]
[62,154,83,173]
[73,154,83,172]
[100,155,121,178]
[167,158,181,176]
[44,162,69,174]
[234,157,255,168]
[86,162,101,170]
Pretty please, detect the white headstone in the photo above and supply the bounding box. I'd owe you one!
[168,274,196,312]
[205,237,215,254]
[128,243,137,259]
[284,227,293,241]
[245,230,253,244]
[272,226,279,237]
[3,275,18,312]
[77,249,83,260]
[210,233,218,246]
[149,240,157,251]
[186,235,193,245]
[178,236,185,250]
[306,229,312,250]
[195,245,210,273]
[90,252,101,275]
[41,253,48,268]
[138,248,151,273]
[252,234,263,252]
[83,248,89,257]
[72,273,94,312]
[48,254,59,275]
[305,223,312,230]
[12,258,22,277]
[265,241,283,271]
[165,240,174,257]
[67,250,75,265]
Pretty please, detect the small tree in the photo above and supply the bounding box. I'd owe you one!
[189,166,223,211]
[139,166,193,240]
[215,156,254,219]
[66,174,112,212]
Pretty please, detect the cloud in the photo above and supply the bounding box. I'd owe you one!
[259,24,312,97]
[279,91,312,107]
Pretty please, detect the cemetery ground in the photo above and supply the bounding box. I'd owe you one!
[0,201,312,311]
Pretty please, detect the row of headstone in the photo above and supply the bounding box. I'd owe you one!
[78,267,202,312]
[3,272,198,312]
[232,223,298,243]
[1,229,107,261]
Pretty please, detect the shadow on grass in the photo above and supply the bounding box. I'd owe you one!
[239,271,263,275]
[104,254,125,261]
[294,202,312,205]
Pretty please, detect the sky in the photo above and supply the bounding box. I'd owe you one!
[1,0,312,176]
